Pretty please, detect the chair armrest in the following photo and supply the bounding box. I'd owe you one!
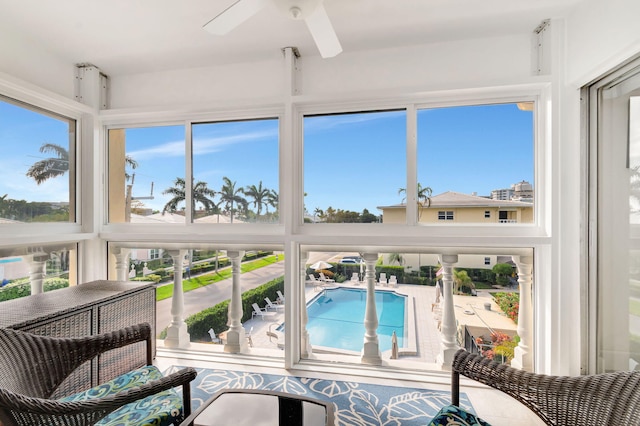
[451,349,640,425]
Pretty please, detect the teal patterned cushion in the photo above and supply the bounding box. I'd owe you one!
[428,404,491,426]
[60,365,183,426]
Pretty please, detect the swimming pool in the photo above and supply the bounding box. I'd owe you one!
[305,287,406,353]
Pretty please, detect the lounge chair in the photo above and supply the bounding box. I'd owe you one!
[319,272,335,283]
[350,272,361,284]
[388,275,398,287]
[251,303,278,321]
[276,290,285,303]
[264,297,284,312]
[378,272,387,286]
[308,274,324,291]
[207,328,221,343]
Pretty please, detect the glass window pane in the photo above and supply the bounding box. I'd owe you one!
[0,96,76,223]
[301,250,526,365]
[304,110,406,224]
[415,103,534,224]
[108,125,185,223]
[0,245,77,301]
[192,119,279,224]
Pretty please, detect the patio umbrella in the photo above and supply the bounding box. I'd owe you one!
[310,260,333,270]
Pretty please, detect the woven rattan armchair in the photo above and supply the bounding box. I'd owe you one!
[0,323,197,426]
[451,349,640,425]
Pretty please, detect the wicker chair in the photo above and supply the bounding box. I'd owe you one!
[0,323,197,426]
[451,349,640,425]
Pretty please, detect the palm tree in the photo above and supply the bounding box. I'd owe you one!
[388,253,404,265]
[27,142,138,184]
[398,182,433,220]
[313,207,323,223]
[244,181,270,218]
[161,177,216,215]
[219,177,247,223]
[453,269,474,294]
[26,143,69,184]
[266,189,278,215]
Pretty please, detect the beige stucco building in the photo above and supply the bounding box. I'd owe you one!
[379,191,534,224]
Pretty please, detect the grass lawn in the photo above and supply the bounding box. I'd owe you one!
[155,254,283,301]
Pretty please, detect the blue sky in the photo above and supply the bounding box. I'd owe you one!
[0,100,533,216]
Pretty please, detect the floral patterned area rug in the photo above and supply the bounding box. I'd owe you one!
[166,366,474,425]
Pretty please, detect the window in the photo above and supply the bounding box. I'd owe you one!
[417,103,534,224]
[304,110,406,224]
[438,211,454,220]
[587,57,640,372]
[484,257,491,265]
[192,119,279,224]
[0,244,77,300]
[108,125,185,223]
[485,211,491,218]
[149,249,161,260]
[0,96,76,223]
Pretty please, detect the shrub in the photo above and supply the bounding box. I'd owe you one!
[493,292,519,323]
[184,276,284,341]
[0,278,70,302]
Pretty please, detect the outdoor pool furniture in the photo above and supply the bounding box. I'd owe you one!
[208,328,222,343]
[0,322,197,426]
[265,296,285,312]
[252,302,279,320]
[350,272,361,284]
[179,388,334,426]
[319,272,335,283]
[277,290,285,303]
[378,272,387,286]
[388,275,398,287]
[450,349,640,425]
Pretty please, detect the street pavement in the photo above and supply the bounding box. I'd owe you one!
[156,261,286,333]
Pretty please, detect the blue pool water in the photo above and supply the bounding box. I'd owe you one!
[305,287,406,353]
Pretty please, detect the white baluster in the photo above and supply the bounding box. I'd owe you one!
[224,250,247,353]
[361,252,382,365]
[511,255,534,371]
[438,254,459,368]
[164,249,190,348]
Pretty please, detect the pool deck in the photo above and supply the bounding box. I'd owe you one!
[229,280,516,363]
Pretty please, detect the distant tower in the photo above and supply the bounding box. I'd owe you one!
[511,180,534,202]
[491,180,534,203]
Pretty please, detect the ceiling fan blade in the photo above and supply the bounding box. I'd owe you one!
[203,0,269,35]
[304,3,342,58]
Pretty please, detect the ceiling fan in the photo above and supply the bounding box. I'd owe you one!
[203,0,342,58]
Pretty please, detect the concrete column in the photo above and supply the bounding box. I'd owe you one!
[164,249,190,348]
[110,247,131,281]
[361,252,382,365]
[25,250,49,295]
[224,250,247,353]
[511,255,534,371]
[300,251,312,358]
[437,254,459,369]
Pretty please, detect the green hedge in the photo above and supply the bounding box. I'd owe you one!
[183,275,284,341]
[0,278,70,302]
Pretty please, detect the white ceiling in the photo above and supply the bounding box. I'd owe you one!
[1,0,584,77]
